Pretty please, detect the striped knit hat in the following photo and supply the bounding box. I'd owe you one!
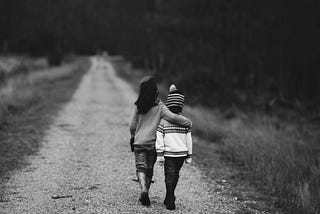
[166,84,185,109]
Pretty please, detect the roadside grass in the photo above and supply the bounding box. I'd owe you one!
[112,58,320,213]
[0,56,49,85]
[184,105,320,213]
[0,57,90,177]
[0,60,88,121]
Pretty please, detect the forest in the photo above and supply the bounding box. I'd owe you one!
[0,0,319,111]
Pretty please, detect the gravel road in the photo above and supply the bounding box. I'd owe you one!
[0,57,240,214]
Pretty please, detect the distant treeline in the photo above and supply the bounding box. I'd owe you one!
[1,0,319,107]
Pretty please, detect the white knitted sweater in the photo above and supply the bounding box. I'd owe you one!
[156,118,192,157]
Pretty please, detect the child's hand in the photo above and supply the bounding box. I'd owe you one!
[157,156,165,166]
[185,157,192,164]
[183,118,192,128]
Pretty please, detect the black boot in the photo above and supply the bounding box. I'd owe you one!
[164,195,176,207]
[165,183,176,210]
[139,192,150,206]
[137,172,150,206]
[146,169,153,191]
[166,172,179,208]
[163,192,168,206]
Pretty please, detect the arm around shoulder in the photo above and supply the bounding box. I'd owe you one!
[160,103,191,127]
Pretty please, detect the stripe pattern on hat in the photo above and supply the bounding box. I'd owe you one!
[166,92,185,109]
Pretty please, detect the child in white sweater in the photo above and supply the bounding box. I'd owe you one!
[156,84,193,210]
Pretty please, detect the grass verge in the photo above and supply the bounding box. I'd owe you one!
[184,105,320,213]
[112,58,320,213]
[0,58,90,178]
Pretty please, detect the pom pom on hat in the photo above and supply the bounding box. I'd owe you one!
[169,84,177,92]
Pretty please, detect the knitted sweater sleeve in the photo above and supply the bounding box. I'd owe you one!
[156,120,165,157]
[186,129,193,157]
[160,102,191,128]
[129,107,138,137]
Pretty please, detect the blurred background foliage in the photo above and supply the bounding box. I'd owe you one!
[0,0,319,110]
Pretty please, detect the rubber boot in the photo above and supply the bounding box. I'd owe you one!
[165,183,176,210]
[163,191,169,205]
[137,172,150,206]
[146,169,153,191]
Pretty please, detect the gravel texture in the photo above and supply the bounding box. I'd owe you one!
[0,58,241,214]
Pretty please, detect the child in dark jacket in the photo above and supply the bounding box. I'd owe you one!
[156,84,193,210]
[129,77,191,206]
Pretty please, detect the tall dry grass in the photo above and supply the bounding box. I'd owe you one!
[184,105,320,213]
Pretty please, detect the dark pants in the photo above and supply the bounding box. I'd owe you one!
[164,157,185,205]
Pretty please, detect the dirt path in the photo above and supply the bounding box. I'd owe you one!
[0,57,241,214]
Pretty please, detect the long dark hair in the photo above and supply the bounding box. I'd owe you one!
[135,76,159,114]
